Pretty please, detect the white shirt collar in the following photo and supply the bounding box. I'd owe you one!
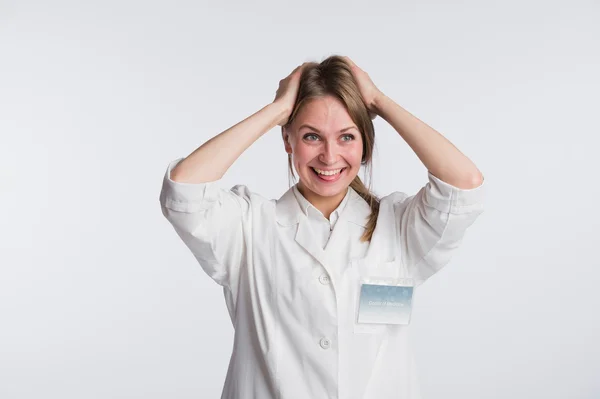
[292,185,351,224]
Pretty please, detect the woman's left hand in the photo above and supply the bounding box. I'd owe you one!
[342,56,383,120]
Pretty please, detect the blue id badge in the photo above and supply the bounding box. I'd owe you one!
[357,277,415,325]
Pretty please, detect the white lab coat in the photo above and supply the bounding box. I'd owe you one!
[159,158,485,399]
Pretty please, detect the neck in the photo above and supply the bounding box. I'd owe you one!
[297,183,347,219]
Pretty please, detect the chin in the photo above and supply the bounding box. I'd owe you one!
[303,173,356,197]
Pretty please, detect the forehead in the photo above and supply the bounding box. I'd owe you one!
[294,96,356,132]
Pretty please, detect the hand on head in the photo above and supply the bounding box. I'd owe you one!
[273,62,310,127]
[341,56,382,120]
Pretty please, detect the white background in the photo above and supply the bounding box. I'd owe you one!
[1,1,599,398]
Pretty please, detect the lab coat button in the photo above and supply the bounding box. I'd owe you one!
[318,274,330,285]
[319,337,331,349]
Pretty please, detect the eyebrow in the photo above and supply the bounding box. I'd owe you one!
[298,124,358,133]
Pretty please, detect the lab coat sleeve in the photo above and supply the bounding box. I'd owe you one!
[159,158,250,288]
[394,171,485,286]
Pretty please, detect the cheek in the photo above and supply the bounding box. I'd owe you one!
[291,150,309,174]
[346,144,363,166]
[292,145,312,165]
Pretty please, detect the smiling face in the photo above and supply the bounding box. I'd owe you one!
[283,95,364,214]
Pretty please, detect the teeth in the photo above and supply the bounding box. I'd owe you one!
[313,167,342,176]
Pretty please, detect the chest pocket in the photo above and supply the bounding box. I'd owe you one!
[350,257,402,334]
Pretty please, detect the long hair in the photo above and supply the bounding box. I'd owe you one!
[282,55,379,242]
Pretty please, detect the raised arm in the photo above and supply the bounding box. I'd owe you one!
[339,56,485,286]
[373,93,483,189]
[342,56,484,189]
[160,63,309,289]
[170,63,309,184]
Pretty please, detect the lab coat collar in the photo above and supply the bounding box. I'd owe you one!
[292,184,351,225]
[276,184,372,280]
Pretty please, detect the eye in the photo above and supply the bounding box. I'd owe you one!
[303,133,319,141]
[341,134,355,142]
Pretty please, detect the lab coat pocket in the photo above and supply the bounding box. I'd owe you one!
[352,258,401,334]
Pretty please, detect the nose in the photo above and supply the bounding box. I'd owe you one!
[318,141,337,165]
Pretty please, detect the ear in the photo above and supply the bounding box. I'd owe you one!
[282,127,292,154]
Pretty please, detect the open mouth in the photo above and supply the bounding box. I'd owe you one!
[311,167,347,182]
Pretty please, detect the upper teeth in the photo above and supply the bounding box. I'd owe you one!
[313,168,342,176]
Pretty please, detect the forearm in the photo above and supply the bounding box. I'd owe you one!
[373,93,483,189]
[171,102,289,184]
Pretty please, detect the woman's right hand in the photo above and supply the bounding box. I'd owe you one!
[273,62,309,126]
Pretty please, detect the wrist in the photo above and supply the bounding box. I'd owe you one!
[371,91,387,114]
[270,101,293,125]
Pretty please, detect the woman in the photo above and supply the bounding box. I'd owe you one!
[159,55,485,399]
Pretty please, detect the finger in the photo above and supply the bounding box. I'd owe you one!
[295,62,308,74]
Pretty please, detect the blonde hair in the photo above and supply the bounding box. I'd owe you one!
[283,55,380,242]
